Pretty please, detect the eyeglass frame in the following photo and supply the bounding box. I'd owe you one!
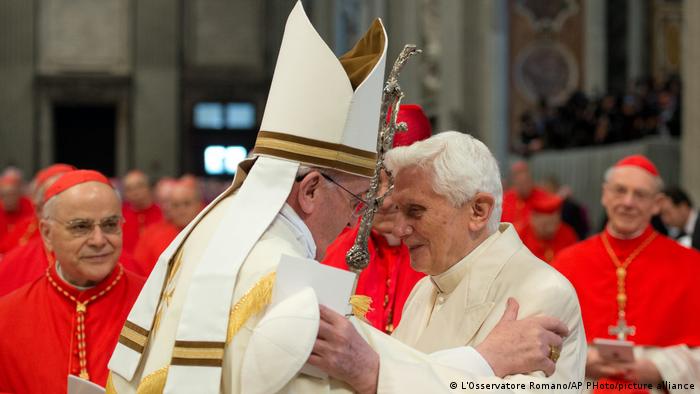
[47,215,125,238]
[295,172,370,217]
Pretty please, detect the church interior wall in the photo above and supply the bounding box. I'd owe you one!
[0,0,695,206]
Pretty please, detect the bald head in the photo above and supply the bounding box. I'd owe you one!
[169,181,203,229]
[510,161,534,198]
[41,182,122,287]
[123,170,153,210]
[0,171,23,212]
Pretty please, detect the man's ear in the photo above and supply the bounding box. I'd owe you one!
[296,171,324,215]
[39,219,54,252]
[468,192,495,232]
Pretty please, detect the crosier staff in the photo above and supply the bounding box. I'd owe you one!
[345,45,421,287]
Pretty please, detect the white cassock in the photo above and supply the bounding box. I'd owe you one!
[391,223,588,391]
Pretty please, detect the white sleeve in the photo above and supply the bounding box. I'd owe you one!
[430,346,495,377]
[640,345,700,393]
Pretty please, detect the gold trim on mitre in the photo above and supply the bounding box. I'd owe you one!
[340,19,386,90]
[252,131,377,177]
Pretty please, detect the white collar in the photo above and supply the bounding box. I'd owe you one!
[278,203,317,259]
[430,229,501,294]
[55,261,94,291]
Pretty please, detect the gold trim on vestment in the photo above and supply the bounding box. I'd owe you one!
[105,372,117,393]
[227,271,277,343]
[253,131,376,177]
[118,321,149,352]
[118,335,145,353]
[171,341,226,366]
[339,19,386,89]
[135,366,168,394]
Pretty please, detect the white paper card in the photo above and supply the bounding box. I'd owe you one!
[593,338,635,362]
[272,254,356,315]
[67,375,105,394]
[273,254,357,378]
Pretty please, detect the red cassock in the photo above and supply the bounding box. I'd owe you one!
[552,225,700,393]
[121,203,162,255]
[0,216,39,254]
[0,237,145,297]
[0,264,145,393]
[500,187,549,232]
[519,222,578,263]
[0,196,35,242]
[322,226,424,333]
[133,219,180,276]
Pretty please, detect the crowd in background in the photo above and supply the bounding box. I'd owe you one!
[515,74,682,156]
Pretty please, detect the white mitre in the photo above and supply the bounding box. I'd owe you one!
[107,2,387,393]
[253,1,387,176]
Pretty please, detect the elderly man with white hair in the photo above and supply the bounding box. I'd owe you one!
[313,131,587,392]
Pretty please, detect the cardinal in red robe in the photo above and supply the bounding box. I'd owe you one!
[121,170,163,254]
[0,164,75,254]
[322,104,430,333]
[552,155,700,393]
[0,170,35,249]
[0,170,145,393]
[133,178,203,275]
[519,191,578,263]
[501,160,549,233]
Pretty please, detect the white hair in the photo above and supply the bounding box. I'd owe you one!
[385,131,503,233]
[603,166,664,192]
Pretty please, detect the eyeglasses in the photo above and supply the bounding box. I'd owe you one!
[50,216,124,238]
[606,184,656,203]
[296,172,370,217]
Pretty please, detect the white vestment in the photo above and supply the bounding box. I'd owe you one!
[392,224,588,391]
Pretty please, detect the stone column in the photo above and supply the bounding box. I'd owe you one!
[584,0,607,95]
[626,0,648,82]
[439,0,508,167]
[0,2,35,173]
[385,0,422,105]
[681,0,700,201]
[132,0,180,178]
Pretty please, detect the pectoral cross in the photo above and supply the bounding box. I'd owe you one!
[608,316,636,341]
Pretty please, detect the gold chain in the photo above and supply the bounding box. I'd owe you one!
[601,231,657,321]
[46,265,124,380]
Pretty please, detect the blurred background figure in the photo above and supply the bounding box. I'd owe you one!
[501,160,549,233]
[660,185,699,251]
[0,168,34,246]
[0,164,75,255]
[134,176,204,275]
[121,170,163,254]
[519,192,578,263]
[153,176,177,221]
[541,174,590,240]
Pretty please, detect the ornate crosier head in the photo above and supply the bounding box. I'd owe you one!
[345,45,422,275]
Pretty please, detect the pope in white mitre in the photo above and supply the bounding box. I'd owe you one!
[107,2,577,394]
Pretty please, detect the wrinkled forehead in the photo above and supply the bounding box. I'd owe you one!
[392,166,437,203]
[606,166,659,192]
